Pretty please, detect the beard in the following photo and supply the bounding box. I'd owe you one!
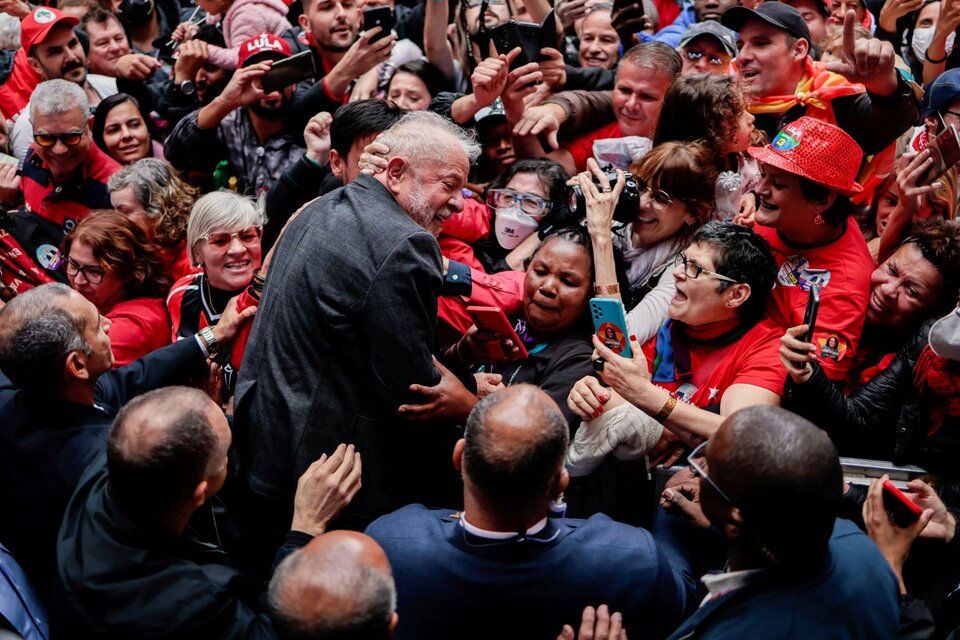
[405,177,445,236]
[249,96,289,120]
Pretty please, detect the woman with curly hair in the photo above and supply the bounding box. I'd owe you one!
[108,158,200,281]
[61,210,173,367]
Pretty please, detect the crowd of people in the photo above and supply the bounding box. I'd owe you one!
[0,0,960,635]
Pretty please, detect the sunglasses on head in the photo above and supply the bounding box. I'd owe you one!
[33,126,88,149]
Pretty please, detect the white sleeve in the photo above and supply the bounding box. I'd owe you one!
[625,269,676,345]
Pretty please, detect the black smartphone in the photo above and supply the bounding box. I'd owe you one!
[882,479,923,527]
[489,9,558,70]
[790,286,819,366]
[801,286,820,344]
[259,50,316,93]
[363,6,393,43]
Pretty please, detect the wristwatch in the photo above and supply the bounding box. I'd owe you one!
[179,80,196,96]
[198,326,220,355]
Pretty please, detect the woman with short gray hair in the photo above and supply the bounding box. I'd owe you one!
[167,190,266,400]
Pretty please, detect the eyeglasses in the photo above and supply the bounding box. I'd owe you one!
[638,178,674,211]
[198,225,263,251]
[943,109,960,121]
[687,440,735,505]
[33,126,88,149]
[63,256,106,284]
[486,188,552,218]
[683,49,728,67]
[674,253,740,284]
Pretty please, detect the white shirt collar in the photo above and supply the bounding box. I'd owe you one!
[700,568,767,606]
[459,512,548,540]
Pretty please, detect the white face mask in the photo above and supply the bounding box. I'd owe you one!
[912,27,955,63]
[929,307,960,362]
[494,206,540,249]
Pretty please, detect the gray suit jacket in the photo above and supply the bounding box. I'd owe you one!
[235,175,444,525]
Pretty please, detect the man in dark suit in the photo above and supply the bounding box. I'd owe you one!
[365,384,697,640]
[666,405,901,640]
[235,110,481,535]
[0,283,253,596]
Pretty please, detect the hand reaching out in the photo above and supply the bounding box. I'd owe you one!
[291,444,363,536]
[823,10,899,96]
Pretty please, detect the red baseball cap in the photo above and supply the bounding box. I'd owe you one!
[238,33,291,67]
[21,7,80,52]
[748,117,864,196]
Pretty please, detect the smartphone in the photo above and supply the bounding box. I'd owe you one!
[466,305,529,360]
[800,285,820,344]
[590,297,632,359]
[489,9,558,70]
[919,123,960,185]
[363,6,393,43]
[882,479,923,527]
[259,50,317,93]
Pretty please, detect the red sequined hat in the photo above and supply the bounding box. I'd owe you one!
[748,117,864,196]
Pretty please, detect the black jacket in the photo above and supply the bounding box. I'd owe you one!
[0,337,204,599]
[784,320,960,475]
[53,455,309,639]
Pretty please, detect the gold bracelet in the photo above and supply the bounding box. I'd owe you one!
[594,283,620,295]
[654,394,677,422]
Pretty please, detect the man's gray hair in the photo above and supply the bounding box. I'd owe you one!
[31,79,89,122]
[0,283,91,391]
[268,545,396,638]
[377,110,481,168]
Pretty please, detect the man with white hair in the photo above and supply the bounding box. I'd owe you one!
[235,111,480,550]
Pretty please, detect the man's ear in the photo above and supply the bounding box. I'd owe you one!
[298,12,310,33]
[791,37,810,62]
[329,149,343,179]
[26,55,43,78]
[87,114,95,129]
[192,480,209,508]
[384,157,407,195]
[65,350,91,382]
[453,438,465,472]
[722,505,744,541]
[554,468,569,500]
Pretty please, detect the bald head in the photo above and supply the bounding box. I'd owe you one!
[268,531,396,640]
[706,405,841,566]
[462,385,569,511]
[107,387,225,524]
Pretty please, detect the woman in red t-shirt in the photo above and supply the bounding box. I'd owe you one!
[60,210,172,367]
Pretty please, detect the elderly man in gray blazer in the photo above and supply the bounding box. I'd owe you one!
[235,111,481,539]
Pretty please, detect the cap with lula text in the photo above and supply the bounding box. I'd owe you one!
[677,21,737,57]
[238,32,291,68]
[21,7,80,52]
[721,2,812,46]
